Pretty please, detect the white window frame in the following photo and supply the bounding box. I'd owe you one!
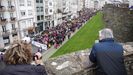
[20,10,26,17]
[19,0,25,6]
[27,0,32,6]
[28,10,32,16]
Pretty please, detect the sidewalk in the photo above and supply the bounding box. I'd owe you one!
[42,20,90,62]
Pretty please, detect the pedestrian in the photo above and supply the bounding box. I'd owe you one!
[89,28,127,75]
[0,52,5,72]
[68,31,71,39]
[38,46,43,53]
[0,52,3,61]
[0,42,47,75]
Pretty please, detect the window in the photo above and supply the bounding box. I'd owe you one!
[36,7,39,12]
[19,0,25,6]
[10,13,13,17]
[2,26,6,32]
[28,10,32,16]
[45,1,48,7]
[36,0,39,3]
[41,15,44,20]
[50,9,52,12]
[12,24,15,30]
[49,2,52,6]
[27,0,32,6]
[8,1,12,6]
[3,36,10,46]
[28,19,32,25]
[0,13,4,18]
[63,2,66,6]
[20,10,26,17]
[40,0,43,3]
[45,8,48,14]
[22,21,26,25]
[41,7,43,12]
[21,21,26,29]
[37,16,40,21]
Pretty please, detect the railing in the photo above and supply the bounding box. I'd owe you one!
[0,18,7,25]
[8,6,15,12]
[10,17,16,23]
[11,28,17,34]
[1,30,10,37]
[0,6,6,12]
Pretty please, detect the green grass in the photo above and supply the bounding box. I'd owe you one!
[51,12,105,57]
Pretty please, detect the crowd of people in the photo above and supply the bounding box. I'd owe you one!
[33,9,95,49]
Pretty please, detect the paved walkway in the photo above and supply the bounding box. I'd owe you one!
[42,20,90,62]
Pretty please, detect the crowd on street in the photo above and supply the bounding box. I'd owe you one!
[33,9,96,49]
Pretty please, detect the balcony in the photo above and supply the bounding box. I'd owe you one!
[0,18,8,25]
[1,30,10,37]
[8,6,15,12]
[0,6,6,12]
[45,15,52,21]
[11,28,17,35]
[10,17,16,23]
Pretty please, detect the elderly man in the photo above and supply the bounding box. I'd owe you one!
[89,28,127,75]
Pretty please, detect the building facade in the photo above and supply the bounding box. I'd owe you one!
[44,0,55,28]
[0,0,87,48]
[0,0,18,48]
[0,0,35,48]
[34,0,44,33]
[16,0,35,39]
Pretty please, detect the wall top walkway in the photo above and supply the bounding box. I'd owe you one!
[44,42,133,75]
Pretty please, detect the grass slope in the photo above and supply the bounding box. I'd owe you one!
[51,12,105,57]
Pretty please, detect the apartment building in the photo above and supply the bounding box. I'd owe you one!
[0,0,35,49]
[44,0,55,28]
[0,0,18,48]
[54,0,63,25]
[69,0,80,19]
[15,0,35,38]
[0,0,88,49]
[34,0,44,33]
[56,0,72,22]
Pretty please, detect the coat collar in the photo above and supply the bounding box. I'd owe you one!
[99,38,114,42]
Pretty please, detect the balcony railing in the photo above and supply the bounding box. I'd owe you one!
[11,28,17,35]
[0,18,7,25]
[8,6,15,12]
[0,6,6,12]
[10,17,16,23]
[1,30,10,37]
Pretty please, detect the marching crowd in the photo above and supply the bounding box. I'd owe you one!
[33,9,95,49]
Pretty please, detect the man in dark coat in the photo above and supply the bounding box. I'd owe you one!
[89,28,127,75]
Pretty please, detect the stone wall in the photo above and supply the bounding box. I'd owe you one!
[103,4,133,42]
[44,43,133,75]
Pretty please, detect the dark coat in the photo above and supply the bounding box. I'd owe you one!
[89,38,127,75]
[0,64,47,75]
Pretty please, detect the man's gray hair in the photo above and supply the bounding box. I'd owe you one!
[99,28,114,40]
